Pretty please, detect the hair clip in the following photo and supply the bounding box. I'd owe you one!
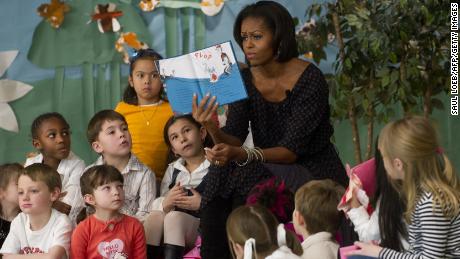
[276,224,286,247]
[243,238,256,259]
[436,147,444,154]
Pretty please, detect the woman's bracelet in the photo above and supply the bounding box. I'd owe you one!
[236,146,251,166]
[235,146,265,166]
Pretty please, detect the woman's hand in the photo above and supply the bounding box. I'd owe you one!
[162,182,186,213]
[205,143,245,166]
[346,241,383,258]
[175,188,201,211]
[192,93,218,128]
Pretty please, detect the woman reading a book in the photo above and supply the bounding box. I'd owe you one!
[188,1,347,258]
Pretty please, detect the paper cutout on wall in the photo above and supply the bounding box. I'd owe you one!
[0,51,33,133]
[115,32,149,63]
[37,0,70,29]
[201,0,224,16]
[139,0,160,12]
[91,3,123,33]
[28,1,151,68]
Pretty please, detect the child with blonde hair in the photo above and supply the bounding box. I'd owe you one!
[348,116,460,258]
[293,179,344,259]
[71,165,147,258]
[0,163,23,248]
[115,49,173,179]
[0,164,72,258]
[226,204,303,259]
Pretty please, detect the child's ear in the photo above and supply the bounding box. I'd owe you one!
[128,75,134,87]
[293,210,305,227]
[84,194,96,206]
[91,141,104,154]
[200,126,207,142]
[50,187,61,202]
[232,242,244,259]
[32,138,42,150]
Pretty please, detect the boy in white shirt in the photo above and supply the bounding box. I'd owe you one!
[25,112,86,225]
[0,163,72,258]
[85,110,157,222]
[293,180,344,259]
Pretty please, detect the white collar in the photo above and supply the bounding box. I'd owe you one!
[171,157,210,174]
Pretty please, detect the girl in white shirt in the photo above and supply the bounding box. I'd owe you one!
[348,116,460,259]
[347,139,407,251]
[144,114,212,259]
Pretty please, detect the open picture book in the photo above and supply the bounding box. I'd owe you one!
[157,41,248,114]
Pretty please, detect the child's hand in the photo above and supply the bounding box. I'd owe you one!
[162,182,186,213]
[175,188,201,211]
[346,241,382,257]
[350,188,361,208]
[53,200,72,215]
[205,143,240,166]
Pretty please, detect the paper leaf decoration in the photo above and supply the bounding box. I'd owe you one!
[0,51,34,133]
[115,32,149,63]
[37,0,70,29]
[201,0,224,16]
[0,50,18,77]
[91,3,123,33]
[139,0,160,12]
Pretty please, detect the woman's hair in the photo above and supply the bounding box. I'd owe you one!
[373,137,407,251]
[163,114,214,162]
[22,163,61,192]
[233,1,299,63]
[246,177,294,224]
[378,116,460,222]
[0,163,23,217]
[123,48,165,105]
[226,205,303,259]
[31,112,70,139]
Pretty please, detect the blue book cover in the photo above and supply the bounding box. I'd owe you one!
[158,41,248,114]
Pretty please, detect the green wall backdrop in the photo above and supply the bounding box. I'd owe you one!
[1,0,458,171]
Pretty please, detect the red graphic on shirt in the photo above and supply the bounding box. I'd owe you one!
[98,239,127,258]
[20,247,44,254]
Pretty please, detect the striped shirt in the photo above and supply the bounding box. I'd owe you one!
[379,192,460,259]
[87,154,157,222]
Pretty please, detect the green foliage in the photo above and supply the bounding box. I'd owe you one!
[297,0,450,121]
[296,0,450,160]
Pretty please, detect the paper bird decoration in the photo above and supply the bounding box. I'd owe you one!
[139,0,160,12]
[91,3,123,33]
[0,51,33,133]
[115,32,149,63]
[201,0,224,16]
[37,0,70,29]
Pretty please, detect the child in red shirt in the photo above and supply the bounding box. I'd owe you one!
[71,165,147,259]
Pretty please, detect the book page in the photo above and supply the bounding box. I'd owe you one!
[159,41,248,114]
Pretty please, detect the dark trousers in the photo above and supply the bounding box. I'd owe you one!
[200,195,245,259]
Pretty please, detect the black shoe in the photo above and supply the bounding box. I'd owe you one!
[163,244,185,259]
[147,245,163,259]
